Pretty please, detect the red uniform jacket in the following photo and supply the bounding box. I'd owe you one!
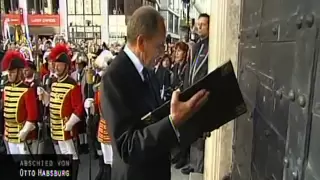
[49,75,84,141]
[2,81,39,143]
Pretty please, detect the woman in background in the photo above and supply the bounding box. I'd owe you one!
[170,41,190,170]
[154,54,172,102]
[171,42,189,90]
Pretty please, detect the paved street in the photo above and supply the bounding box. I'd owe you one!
[78,154,189,180]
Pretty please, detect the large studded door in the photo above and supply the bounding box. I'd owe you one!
[233,0,320,179]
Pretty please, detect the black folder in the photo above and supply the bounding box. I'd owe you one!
[142,60,247,142]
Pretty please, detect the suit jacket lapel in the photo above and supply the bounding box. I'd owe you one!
[120,51,160,110]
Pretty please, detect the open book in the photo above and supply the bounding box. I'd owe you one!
[142,60,247,133]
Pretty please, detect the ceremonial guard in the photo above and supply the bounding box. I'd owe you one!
[24,60,39,87]
[84,49,114,180]
[0,50,7,154]
[1,50,39,154]
[38,44,84,179]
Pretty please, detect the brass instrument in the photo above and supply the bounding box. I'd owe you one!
[86,47,97,85]
[86,57,94,85]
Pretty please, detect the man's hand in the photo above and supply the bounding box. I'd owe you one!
[170,89,209,127]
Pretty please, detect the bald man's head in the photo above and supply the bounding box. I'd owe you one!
[126,6,166,68]
[127,6,165,44]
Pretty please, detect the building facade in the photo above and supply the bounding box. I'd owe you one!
[1,0,60,37]
[64,0,158,44]
[1,0,157,44]
[159,0,181,41]
[179,0,211,42]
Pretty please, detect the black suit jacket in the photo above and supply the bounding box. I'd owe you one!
[155,66,171,89]
[100,51,179,180]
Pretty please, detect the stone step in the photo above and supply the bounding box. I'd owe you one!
[189,172,203,180]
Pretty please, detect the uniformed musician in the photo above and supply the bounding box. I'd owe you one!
[37,44,84,180]
[1,50,39,154]
[84,50,114,180]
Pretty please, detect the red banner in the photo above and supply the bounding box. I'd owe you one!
[3,14,21,25]
[28,15,60,26]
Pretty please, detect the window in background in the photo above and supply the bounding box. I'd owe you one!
[75,0,83,14]
[3,0,10,13]
[52,0,59,14]
[67,0,75,14]
[27,0,34,13]
[6,0,19,13]
[75,15,84,25]
[92,15,101,26]
[168,13,174,33]
[92,0,101,14]
[174,15,179,34]
[84,15,92,26]
[168,0,173,9]
[84,0,92,14]
[68,15,76,26]
[1,0,5,13]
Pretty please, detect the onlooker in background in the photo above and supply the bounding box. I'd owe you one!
[154,54,172,102]
[170,41,190,169]
[171,41,189,90]
[182,13,210,175]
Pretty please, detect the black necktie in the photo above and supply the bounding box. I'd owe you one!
[142,68,159,107]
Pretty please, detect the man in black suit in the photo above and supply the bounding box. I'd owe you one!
[100,6,209,180]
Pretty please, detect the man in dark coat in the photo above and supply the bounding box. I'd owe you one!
[100,6,209,180]
[182,13,210,175]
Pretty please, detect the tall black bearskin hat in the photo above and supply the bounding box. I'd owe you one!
[49,44,72,65]
[1,50,26,71]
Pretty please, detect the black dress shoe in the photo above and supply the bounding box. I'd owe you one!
[174,159,187,169]
[181,166,194,175]
[171,154,180,164]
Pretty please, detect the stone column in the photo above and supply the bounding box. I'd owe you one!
[203,0,242,179]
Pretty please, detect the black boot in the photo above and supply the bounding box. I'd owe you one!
[95,156,104,180]
[101,164,111,180]
[72,160,80,180]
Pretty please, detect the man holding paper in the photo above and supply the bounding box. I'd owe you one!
[100,6,209,180]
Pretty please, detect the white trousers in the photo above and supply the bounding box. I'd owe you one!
[53,139,79,160]
[101,143,113,165]
[7,141,38,154]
